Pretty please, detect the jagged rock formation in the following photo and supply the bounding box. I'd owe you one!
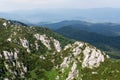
[0,18,120,80]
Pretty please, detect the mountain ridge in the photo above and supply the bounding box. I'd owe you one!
[0,18,120,80]
[41,20,120,37]
[55,25,120,59]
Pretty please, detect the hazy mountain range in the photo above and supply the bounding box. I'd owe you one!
[41,20,120,37]
[1,8,120,23]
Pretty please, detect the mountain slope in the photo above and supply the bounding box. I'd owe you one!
[41,20,89,30]
[55,26,120,59]
[41,20,120,37]
[0,18,120,80]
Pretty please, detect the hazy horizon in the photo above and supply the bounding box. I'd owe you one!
[1,0,120,23]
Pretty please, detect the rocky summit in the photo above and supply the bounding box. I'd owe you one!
[0,18,120,80]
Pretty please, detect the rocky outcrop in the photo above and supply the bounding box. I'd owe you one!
[52,38,61,52]
[82,46,105,68]
[34,34,51,50]
[58,41,108,80]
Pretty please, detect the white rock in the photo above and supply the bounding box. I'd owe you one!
[64,44,72,50]
[82,47,105,68]
[71,62,77,72]
[52,38,61,52]
[3,22,7,26]
[74,41,84,48]
[66,62,79,80]
[14,52,18,59]
[92,72,98,74]
[20,38,30,53]
[39,55,46,60]
[7,38,12,42]
[22,63,27,73]
[34,34,51,50]
[35,41,39,50]
[72,46,81,56]
[82,47,91,68]
[14,71,17,76]
[3,51,9,59]
[12,62,15,67]
[106,55,110,58]
[61,56,71,68]
[16,61,21,68]
[8,21,10,24]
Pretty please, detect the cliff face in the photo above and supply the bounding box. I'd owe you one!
[0,18,120,80]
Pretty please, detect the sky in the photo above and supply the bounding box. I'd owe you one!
[0,0,120,12]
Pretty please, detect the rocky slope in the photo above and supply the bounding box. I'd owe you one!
[0,18,120,80]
